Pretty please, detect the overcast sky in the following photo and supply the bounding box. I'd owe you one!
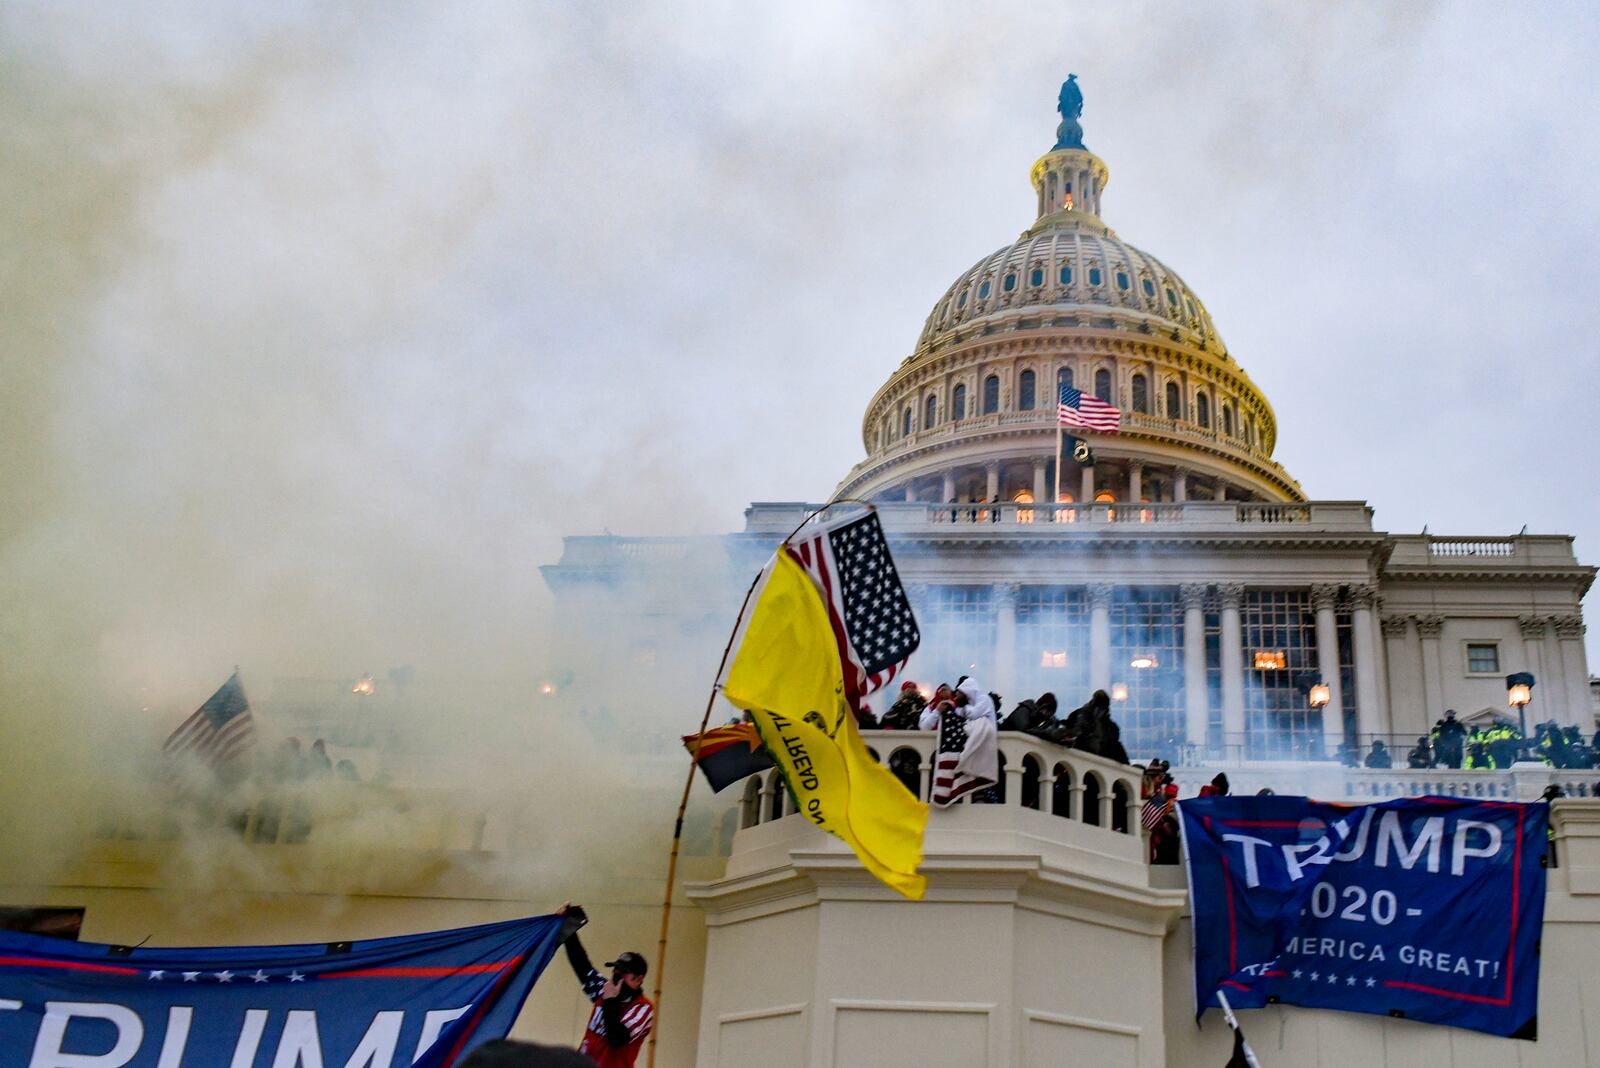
[5,1,1600,715]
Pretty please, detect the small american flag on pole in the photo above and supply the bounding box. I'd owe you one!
[1141,793,1172,831]
[787,510,920,707]
[1059,384,1122,433]
[163,671,255,766]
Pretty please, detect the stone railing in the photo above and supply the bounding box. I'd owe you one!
[1427,537,1517,558]
[736,729,1145,836]
[1165,761,1597,803]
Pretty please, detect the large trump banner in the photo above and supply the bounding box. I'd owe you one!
[1180,795,1547,1039]
[0,915,568,1066]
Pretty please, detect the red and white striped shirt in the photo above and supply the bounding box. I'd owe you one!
[577,979,653,1068]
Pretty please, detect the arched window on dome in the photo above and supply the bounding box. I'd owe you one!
[982,374,1000,414]
[1131,374,1148,414]
[1058,366,1073,396]
[1030,267,1044,287]
[1166,382,1182,419]
[1003,273,1017,293]
[952,384,967,421]
[957,288,968,309]
[1115,271,1130,291]
[1248,414,1258,446]
[979,280,992,300]
[1019,370,1036,411]
[1196,392,1211,429]
[1088,267,1103,287]
[1222,403,1234,437]
[1093,368,1112,404]
[924,395,937,430]
[1059,264,1073,285]
[902,407,913,438]
[1142,277,1155,299]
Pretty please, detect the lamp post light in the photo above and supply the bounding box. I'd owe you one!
[1308,681,1332,761]
[1507,672,1535,758]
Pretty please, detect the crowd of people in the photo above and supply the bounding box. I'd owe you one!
[1384,711,1599,771]
[874,679,1131,764]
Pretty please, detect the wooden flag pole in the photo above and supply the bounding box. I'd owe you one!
[646,499,873,1067]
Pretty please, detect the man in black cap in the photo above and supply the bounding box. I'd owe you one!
[555,904,653,1067]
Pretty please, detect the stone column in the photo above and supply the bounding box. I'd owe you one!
[1416,615,1447,721]
[985,463,1000,503]
[1350,584,1384,739]
[994,583,1019,699]
[1128,462,1143,503]
[1517,615,1548,691]
[941,471,956,503]
[1173,466,1189,503]
[1380,615,1410,733]
[1089,583,1113,693]
[1031,459,1047,505]
[1080,462,1095,505]
[1181,583,1209,748]
[1311,584,1346,755]
[1554,616,1590,728]
[1219,584,1247,753]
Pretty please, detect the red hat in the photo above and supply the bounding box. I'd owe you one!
[1164,784,1179,797]
[901,681,918,692]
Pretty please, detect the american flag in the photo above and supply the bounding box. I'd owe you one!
[1059,384,1122,433]
[163,671,255,766]
[931,710,993,806]
[787,510,920,707]
[1141,794,1172,831]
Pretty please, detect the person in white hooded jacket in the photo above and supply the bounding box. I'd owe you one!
[951,678,1000,798]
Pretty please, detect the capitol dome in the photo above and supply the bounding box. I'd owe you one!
[837,80,1302,507]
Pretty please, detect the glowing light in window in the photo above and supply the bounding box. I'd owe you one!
[1111,683,1129,701]
[1041,651,1069,668]
[1253,651,1286,670]
[352,677,375,696]
[1130,653,1158,670]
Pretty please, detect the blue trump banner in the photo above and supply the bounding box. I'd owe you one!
[1180,795,1548,1039]
[0,914,569,1066]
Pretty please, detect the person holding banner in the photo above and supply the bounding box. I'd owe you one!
[556,904,654,1067]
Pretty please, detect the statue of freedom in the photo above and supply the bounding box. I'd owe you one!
[1055,74,1085,150]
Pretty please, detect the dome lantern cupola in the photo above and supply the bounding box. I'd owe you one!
[1031,74,1108,222]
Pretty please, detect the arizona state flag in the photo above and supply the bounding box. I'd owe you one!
[682,723,774,792]
[722,551,929,899]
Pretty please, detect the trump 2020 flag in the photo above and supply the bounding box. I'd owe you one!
[0,915,569,1066]
[1180,795,1548,1039]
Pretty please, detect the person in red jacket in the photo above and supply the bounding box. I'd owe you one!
[556,904,654,1067]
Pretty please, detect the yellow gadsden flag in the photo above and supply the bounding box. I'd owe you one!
[722,551,929,899]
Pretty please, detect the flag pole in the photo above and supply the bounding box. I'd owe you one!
[647,498,873,1068]
[1215,991,1262,1068]
[1053,417,1063,510]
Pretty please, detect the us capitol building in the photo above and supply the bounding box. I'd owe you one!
[12,80,1600,1068]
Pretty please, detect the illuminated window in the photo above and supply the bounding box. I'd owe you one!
[1095,491,1116,503]
[1013,489,1035,524]
[924,395,937,430]
[1115,271,1130,291]
[1166,382,1181,418]
[1060,265,1073,285]
[1019,370,1036,410]
[979,280,992,299]
[1003,273,1017,293]
[1041,650,1069,668]
[1031,268,1044,286]
[1196,392,1211,428]
[982,374,999,414]
[1254,651,1287,670]
[952,384,966,420]
[1131,374,1148,413]
[1088,267,1103,286]
[1467,643,1500,673]
[1094,368,1111,403]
